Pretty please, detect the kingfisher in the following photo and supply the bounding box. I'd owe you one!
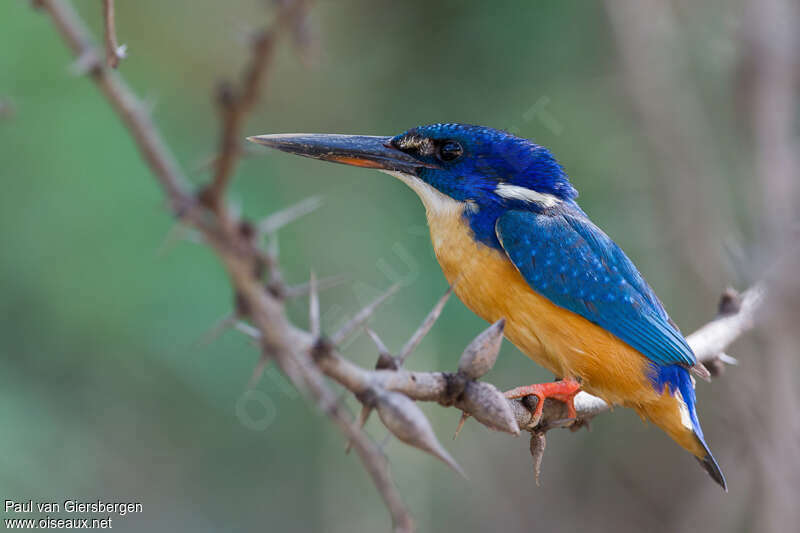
[248,123,726,489]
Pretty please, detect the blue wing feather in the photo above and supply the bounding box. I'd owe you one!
[495,209,696,368]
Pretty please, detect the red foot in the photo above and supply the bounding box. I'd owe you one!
[504,380,581,422]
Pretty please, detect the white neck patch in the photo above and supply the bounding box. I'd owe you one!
[494,183,560,208]
[380,170,463,217]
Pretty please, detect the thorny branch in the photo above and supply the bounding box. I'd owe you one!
[101,0,124,68]
[35,1,411,531]
[34,1,765,531]
[238,283,764,435]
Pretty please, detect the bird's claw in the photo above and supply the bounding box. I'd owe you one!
[504,380,581,427]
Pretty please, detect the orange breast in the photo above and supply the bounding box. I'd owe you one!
[426,207,658,407]
[417,201,707,458]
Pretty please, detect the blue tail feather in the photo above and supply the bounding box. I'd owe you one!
[651,364,727,490]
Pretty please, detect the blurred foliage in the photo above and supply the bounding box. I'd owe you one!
[0,1,767,532]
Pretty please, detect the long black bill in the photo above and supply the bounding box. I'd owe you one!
[247,133,434,174]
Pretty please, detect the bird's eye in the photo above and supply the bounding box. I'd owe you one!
[437,141,463,162]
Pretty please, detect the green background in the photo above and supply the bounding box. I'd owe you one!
[0,1,785,532]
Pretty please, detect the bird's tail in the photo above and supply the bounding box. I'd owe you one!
[638,365,727,491]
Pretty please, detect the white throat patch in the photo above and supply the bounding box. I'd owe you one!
[494,183,560,208]
[380,170,463,217]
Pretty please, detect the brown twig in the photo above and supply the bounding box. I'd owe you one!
[200,0,315,210]
[101,0,124,68]
[199,4,298,211]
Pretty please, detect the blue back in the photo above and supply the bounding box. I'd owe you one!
[495,208,697,369]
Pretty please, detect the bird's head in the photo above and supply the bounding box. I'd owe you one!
[248,123,576,217]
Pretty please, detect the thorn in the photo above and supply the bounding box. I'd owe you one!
[397,286,453,365]
[365,327,392,360]
[283,274,348,299]
[453,412,470,440]
[345,405,373,454]
[309,271,320,338]
[529,431,547,486]
[157,221,202,256]
[195,312,236,347]
[378,431,393,452]
[258,196,323,235]
[247,353,270,389]
[330,284,400,345]
[234,321,261,339]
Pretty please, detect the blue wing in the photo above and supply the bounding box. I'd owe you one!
[495,209,696,368]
